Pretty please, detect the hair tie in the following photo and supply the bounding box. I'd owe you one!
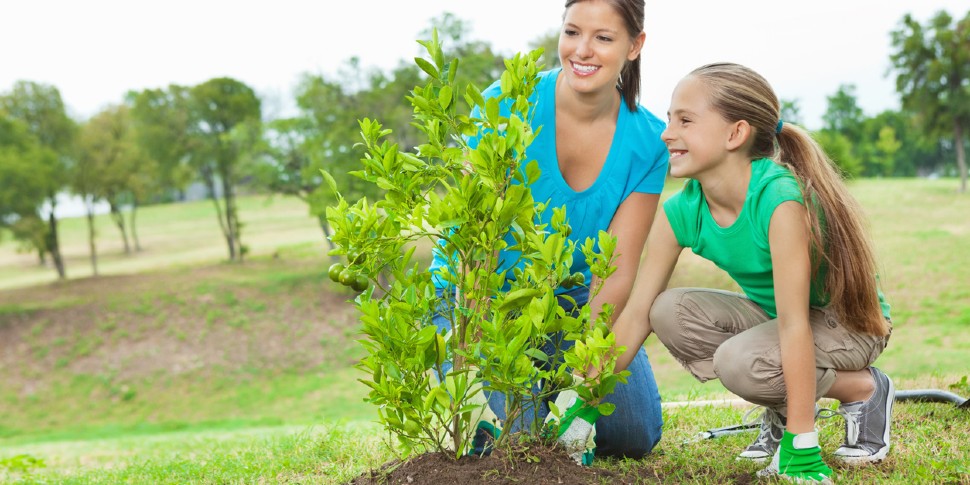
[775,120,784,134]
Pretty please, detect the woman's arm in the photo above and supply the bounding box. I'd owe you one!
[587,192,659,322]
[769,200,816,434]
[609,209,683,373]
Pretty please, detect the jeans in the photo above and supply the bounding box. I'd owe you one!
[431,286,663,457]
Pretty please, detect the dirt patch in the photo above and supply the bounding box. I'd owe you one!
[0,257,362,394]
[350,444,649,485]
[348,443,762,485]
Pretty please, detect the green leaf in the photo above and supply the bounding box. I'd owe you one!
[466,84,485,109]
[438,85,453,110]
[447,58,459,85]
[496,288,542,313]
[319,169,338,196]
[595,402,616,417]
[415,57,439,79]
[485,98,500,126]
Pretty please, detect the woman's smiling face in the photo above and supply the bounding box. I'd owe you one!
[558,0,642,96]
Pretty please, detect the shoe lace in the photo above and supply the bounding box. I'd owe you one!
[741,406,785,447]
[818,406,860,446]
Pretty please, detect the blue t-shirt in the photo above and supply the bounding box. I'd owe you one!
[429,68,669,292]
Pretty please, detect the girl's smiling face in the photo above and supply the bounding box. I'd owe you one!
[661,76,737,179]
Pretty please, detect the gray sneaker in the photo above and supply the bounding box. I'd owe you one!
[737,406,786,462]
[833,366,895,464]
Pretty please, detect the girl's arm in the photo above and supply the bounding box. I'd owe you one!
[587,192,660,322]
[769,200,816,434]
[610,208,683,373]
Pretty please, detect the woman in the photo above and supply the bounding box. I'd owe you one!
[429,0,669,461]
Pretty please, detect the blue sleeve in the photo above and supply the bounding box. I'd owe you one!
[632,107,670,195]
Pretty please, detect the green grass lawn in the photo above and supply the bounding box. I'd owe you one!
[0,194,327,290]
[1,178,969,483]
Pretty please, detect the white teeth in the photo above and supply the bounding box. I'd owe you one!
[573,63,598,73]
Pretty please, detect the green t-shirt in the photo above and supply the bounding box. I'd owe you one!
[664,158,890,319]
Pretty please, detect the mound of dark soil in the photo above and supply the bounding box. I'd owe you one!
[350,444,635,485]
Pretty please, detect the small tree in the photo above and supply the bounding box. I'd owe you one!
[890,9,970,191]
[323,32,627,458]
[1,81,76,278]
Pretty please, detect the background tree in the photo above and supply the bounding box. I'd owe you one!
[530,30,561,71]
[871,126,902,177]
[0,115,55,262]
[266,14,506,257]
[813,130,862,177]
[291,65,377,228]
[73,116,107,275]
[0,81,76,278]
[868,109,945,176]
[128,86,196,203]
[187,77,262,262]
[76,105,147,262]
[890,9,970,192]
[822,85,865,139]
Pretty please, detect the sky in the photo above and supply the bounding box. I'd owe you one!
[1,0,966,131]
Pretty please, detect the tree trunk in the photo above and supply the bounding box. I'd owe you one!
[109,201,131,254]
[203,167,235,261]
[319,218,340,264]
[129,200,142,251]
[85,200,99,277]
[220,166,240,262]
[46,210,66,280]
[954,121,967,193]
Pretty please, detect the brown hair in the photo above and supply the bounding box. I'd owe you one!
[689,62,889,336]
[564,0,644,112]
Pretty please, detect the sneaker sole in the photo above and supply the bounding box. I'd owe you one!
[835,368,895,465]
[736,452,770,464]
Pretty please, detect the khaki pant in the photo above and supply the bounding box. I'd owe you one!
[650,288,890,408]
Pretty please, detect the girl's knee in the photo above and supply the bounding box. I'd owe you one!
[649,289,687,339]
[713,341,758,395]
[713,341,785,405]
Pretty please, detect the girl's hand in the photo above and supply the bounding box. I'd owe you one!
[777,430,833,483]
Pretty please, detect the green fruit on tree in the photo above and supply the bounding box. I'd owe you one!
[339,268,356,286]
[561,274,576,289]
[348,250,367,265]
[328,263,346,282]
[351,274,369,292]
[570,272,585,287]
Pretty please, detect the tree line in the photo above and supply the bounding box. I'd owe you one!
[1,11,967,281]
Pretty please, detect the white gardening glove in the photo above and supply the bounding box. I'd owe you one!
[545,389,599,465]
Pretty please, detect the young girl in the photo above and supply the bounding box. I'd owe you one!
[609,63,894,482]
